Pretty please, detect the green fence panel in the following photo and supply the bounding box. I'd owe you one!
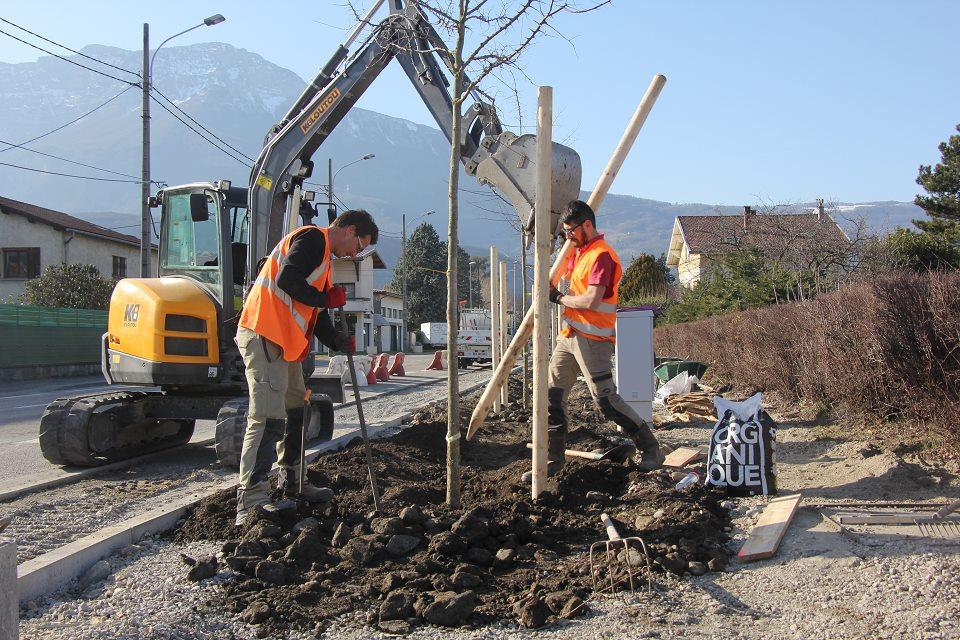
[0,304,106,366]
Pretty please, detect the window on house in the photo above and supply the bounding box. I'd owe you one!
[112,255,127,279]
[341,283,356,299]
[2,247,40,278]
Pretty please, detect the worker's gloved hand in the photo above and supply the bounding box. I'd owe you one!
[326,285,347,309]
[548,286,564,305]
[333,331,355,353]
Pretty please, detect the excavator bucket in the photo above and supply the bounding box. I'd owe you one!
[471,132,581,238]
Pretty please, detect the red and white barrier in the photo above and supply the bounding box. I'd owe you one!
[425,350,447,370]
[389,352,405,376]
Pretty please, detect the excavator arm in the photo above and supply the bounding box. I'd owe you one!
[247,0,581,277]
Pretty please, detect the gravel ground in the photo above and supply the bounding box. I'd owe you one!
[15,394,960,639]
[2,367,493,566]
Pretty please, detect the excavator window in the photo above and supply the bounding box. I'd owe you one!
[159,190,222,293]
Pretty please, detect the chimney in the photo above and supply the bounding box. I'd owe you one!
[742,206,754,229]
[816,198,824,222]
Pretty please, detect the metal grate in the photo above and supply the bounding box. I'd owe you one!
[164,314,206,333]
[164,337,208,357]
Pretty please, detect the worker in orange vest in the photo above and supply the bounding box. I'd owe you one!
[523,200,663,483]
[234,209,379,526]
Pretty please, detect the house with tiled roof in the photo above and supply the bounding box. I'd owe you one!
[666,203,849,288]
[0,195,158,300]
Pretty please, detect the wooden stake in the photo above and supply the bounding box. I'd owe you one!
[521,229,529,409]
[467,74,668,440]
[499,260,509,406]
[532,85,553,499]
[489,246,501,413]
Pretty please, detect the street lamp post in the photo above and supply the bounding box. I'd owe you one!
[326,154,375,221]
[141,14,225,277]
[401,209,434,351]
[468,261,476,308]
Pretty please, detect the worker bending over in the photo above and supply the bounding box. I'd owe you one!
[235,209,379,525]
[526,200,664,482]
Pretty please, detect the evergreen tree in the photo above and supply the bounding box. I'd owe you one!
[388,222,446,331]
[619,252,671,304]
[915,123,960,242]
[21,263,114,309]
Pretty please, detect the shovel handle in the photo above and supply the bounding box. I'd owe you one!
[525,443,603,460]
[600,512,621,542]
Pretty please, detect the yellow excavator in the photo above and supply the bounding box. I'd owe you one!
[38,0,582,468]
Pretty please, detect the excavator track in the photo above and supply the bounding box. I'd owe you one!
[39,392,195,467]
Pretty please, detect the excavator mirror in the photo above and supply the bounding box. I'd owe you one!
[189,193,210,222]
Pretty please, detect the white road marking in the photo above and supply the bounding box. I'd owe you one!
[12,403,48,410]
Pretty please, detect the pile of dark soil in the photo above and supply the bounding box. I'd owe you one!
[174,380,730,636]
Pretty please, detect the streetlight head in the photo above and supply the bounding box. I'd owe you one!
[362,153,375,160]
[204,14,226,26]
[469,261,476,265]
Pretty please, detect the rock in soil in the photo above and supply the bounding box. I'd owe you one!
[173,379,731,636]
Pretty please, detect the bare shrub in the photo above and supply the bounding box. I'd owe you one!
[655,271,960,457]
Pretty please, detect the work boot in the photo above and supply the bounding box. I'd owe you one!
[521,429,566,482]
[277,466,334,503]
[630,422,665,472]
[235,481,271,527]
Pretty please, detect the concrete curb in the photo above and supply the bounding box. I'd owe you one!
[14,373,498,605]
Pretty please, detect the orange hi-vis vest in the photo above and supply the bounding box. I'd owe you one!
[239,225,332,362]
[560,237,622,343]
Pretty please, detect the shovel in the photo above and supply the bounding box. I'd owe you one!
[526,442,636,463]
[338,309,382,513]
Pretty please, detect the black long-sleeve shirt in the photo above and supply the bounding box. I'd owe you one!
[275,228,338,349]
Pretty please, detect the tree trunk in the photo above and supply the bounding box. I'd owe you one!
[446,23,465,509]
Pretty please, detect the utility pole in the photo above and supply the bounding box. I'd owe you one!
[140,24,151,277]
[401,212,407,352]
[327,158,335,222]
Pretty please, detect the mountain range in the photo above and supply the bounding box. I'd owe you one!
[0,42,925,286]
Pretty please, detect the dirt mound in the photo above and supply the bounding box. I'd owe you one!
[174,381,730,636]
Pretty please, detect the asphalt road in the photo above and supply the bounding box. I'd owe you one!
[0,351,465,487]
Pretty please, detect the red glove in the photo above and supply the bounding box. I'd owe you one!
[333,331,355,353]
[326,285,347,309]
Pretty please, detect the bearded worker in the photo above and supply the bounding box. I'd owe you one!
[524,200,664,483]
[235,209,378,525]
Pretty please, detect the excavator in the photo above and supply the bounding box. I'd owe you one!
[38,0,581,468]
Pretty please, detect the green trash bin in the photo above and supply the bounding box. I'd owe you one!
[654,359,709,384]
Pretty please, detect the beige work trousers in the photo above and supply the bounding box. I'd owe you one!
[547,332,647,439]
[236,325,308,493]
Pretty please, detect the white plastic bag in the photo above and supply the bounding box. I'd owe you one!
[654,371,700,404]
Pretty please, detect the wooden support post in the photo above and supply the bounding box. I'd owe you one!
[532,85,553,499]
[521,229,529,409]
[499,260,509,406]
[467,74,667,440]
[490,246,501,413]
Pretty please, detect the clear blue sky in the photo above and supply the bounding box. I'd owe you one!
[1,0,958,205]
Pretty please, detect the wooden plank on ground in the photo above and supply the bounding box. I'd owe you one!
[837,513,960,525]
[738,494,802,561]
[663,447,701,468]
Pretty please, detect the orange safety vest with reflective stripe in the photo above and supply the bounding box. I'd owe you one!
[239,225,332,362]
[560,237,622,343]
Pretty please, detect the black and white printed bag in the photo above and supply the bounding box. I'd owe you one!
[704,393,777,496]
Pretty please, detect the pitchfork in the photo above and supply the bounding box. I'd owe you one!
[589,512,653,594]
